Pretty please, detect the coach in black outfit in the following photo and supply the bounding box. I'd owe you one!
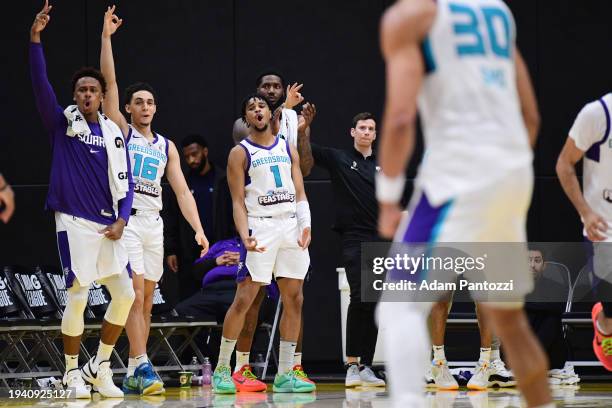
[300,112,385,385]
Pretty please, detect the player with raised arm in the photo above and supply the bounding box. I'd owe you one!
[212,93,314,394]
[377,0,550,407]
[100,6,209,395]
[30,1,136,398]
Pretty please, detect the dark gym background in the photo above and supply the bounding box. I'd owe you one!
[2,1,612,368]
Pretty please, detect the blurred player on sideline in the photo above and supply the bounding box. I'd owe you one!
[377,0,551,407]
[557,93,612,371]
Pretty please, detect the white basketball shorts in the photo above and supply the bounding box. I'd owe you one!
[245,213,310,284]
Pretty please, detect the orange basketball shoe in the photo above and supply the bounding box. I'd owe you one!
[232,365,267,392]
[591,302,612,371]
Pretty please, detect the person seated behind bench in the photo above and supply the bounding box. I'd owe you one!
[175,237,242,322]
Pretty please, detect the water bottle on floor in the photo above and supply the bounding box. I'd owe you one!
[190,356,202,385]
[201,357,212,386]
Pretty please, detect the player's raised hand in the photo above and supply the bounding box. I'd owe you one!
[102,5,123,38]
[299,103,317,132]
[284,83,304,110]
[31,0,53,41]
[244,236,266,253]
[195,232,210,256]
[298,227,311,249]
[378,202,402,239]
[584,210,608,242]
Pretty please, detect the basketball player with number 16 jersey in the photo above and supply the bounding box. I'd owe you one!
[100,6,209,396]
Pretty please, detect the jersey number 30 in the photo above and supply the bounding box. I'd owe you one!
[450,3,511,59]
[133,153,159,180]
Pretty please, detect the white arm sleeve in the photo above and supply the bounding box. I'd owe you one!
[569,100,609,152]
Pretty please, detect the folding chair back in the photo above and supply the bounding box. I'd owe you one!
[0,268,24,318]
[151,282,173,315]
[4,266,58,320]
[39,265,68,311]
[87,281,111,319]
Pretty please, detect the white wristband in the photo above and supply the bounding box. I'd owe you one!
[376,171,406,204]
[296,201,311,229]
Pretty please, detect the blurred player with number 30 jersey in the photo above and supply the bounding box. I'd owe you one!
[377,0,552,407]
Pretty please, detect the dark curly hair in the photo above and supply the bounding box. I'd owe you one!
[71,67,107,94]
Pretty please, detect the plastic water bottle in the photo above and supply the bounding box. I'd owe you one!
[190,356,201,385]
[201,357,212,386]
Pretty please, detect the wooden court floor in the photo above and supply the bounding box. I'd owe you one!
[2,383,612,407]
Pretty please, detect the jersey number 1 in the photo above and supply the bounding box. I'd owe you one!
[270,165,283,188]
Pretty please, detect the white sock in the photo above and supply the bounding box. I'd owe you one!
[136,353,148,367]
[235,351,250,372]
[94,341,114,368]
[65,354,78,372]
[294,352,302,366]
[127,358,137,377]
[479,347,491,363]
[218,337,237,368]
[432,345,446,362]
[278,340,297,374]
[491,348,501,361]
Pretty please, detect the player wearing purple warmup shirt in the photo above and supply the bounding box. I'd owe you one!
[30,1,135,399]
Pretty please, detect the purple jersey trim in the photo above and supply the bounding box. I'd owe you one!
[285,139,292,164]
[244,136,280,150]
[56,231,76,289]
[238,143,252,186]
[585,99,611,162]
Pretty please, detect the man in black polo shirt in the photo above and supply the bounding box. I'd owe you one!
[303,112,385,387]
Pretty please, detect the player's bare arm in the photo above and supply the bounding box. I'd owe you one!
[515,48,540,148]
[377,0,435,239]
[166,140,209,255]
[297,103,316,176]
[290,147,311,249]
[100,6,129,136]
[556,138,607,241]
[0,173,15,223]
[30,0,52,43]
[227,145,264,252]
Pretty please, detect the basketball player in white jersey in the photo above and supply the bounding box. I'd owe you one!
[376,0,551,407]
[556,94,612,371]
[212,94,314,394]
[100,7,209,395]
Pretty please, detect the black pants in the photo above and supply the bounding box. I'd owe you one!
[526,307,567,369]
[175,279,236,322]
[343,231,380,366]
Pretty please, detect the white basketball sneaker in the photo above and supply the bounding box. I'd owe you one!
[431,359,458,390]
[62,368,91,399]
[81,358,124,398]
[489,359,517,387]
[359,366,385,387]
[467,361,490,390]
[345,364,361,387]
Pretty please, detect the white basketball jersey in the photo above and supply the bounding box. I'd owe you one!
[127,125,168,212]
[416,0,532,206]
[240,136,296,217]
[569,94,612,240]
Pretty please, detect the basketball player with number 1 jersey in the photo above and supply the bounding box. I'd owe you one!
[377,0,551,407]
[100,6,209,395]
[212,93,314,394]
